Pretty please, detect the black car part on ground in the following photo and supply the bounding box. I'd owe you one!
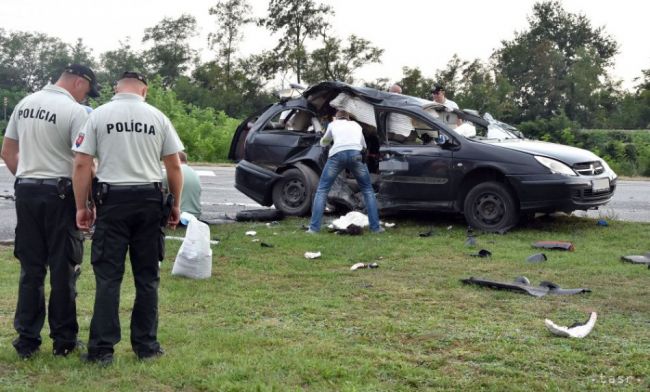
[461,276,591,297]
[235,208,284,222]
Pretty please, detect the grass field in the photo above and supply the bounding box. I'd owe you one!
[0,214,649,391]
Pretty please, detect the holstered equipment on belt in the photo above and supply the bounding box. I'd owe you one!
[92,181,110,205]
[161,193,175,227]
[56,178,72,199]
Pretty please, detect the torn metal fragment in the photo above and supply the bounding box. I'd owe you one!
[620,252,650,265]
[465,236,477,247]
[532,241,575,251]
[470,249,491,258]
[545,312,597,338]
[461,276,590,297]
[526,253,547,263]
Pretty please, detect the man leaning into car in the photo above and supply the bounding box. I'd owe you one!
[306,109,383,234]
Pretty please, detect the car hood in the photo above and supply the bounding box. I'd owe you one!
[481,139,602,165]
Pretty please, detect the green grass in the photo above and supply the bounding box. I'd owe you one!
[1,215,649,391]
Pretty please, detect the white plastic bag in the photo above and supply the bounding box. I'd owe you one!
[172,214,212,279]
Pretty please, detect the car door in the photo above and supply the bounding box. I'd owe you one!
[375,108,455,208]
[245,106,321,166]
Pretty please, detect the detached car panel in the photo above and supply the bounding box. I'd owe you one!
[230,81,617,232]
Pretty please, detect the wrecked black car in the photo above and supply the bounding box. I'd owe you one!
[228,81,617,232]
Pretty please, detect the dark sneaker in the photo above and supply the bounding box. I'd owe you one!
[54,340,85,357]
[81,352,114,366]
[136,347,165,360]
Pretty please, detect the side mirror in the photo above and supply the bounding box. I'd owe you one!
[435,134,449,146]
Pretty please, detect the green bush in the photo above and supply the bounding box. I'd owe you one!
[135,77,240,162]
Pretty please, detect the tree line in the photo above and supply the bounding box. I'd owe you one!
[1,0,649,173]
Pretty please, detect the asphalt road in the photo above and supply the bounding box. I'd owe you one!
[0,162,648,241]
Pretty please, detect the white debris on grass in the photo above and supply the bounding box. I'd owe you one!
[383,222,396,228]
[544,312,597,338]
[329,211,369,231]
[304,251,322,259]
[245,231,257,236]
[350,262,366,271]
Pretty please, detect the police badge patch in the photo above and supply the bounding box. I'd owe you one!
[75,132,85,147]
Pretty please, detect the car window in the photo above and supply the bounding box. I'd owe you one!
[262,109,319,133]
[385,112,439,145]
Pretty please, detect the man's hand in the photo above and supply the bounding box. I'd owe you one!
[76,207,94,231]
[167,206,180,230]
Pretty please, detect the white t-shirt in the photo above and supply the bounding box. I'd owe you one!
[443,98,459,110]
[320,119,366,157]
[5,84,88,178]
[72,93,184,185]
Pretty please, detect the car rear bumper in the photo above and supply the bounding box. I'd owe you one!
[508,175,617,212]
[234,160,281,206]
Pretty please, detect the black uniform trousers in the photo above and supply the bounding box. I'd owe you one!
[88,188,163,357]
[13,182,83,353]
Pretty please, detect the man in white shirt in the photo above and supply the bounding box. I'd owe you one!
[307,110,382,233]
[431,84,459,110]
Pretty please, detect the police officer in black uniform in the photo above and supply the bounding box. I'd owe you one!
[1,64,99,359]
[72,71,183,365]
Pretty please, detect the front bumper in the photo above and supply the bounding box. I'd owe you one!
[509,174,617,212]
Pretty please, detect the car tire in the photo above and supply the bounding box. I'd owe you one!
[235,208,284,222]
[463,181,519,232]
[272,166,319,216]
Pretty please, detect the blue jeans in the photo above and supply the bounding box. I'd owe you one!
[309,150,381,232]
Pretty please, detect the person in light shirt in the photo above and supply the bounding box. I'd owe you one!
[307,109,382,233]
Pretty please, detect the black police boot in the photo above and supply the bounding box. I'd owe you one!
[53,340,85,357]
[13,338,39,360]
[81,351,114,366]
[136,347,165,360]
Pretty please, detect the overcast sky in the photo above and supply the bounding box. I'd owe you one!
[2,0,648,89]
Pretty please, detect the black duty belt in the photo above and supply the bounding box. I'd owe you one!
[17,178,68,186]
[109,183,161,191]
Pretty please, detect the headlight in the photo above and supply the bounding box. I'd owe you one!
[534,156,577,176]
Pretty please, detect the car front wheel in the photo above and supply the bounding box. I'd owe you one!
[463,181,519,232]
[272,166,319,216]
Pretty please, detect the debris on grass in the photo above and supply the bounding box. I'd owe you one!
[350,262,379,271]
[470,249,491,258]
[304,251,321,259]
[620,252,650,265]
[545,312,597,338]
[532,241,575,251]
[245,231,257,236]
[461,276,591,297]
[526,253,547,263]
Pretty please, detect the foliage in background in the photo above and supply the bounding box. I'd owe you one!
[146,77,240,162]
[1,0,650,172]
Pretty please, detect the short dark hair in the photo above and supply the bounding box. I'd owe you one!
[431,84,445,94]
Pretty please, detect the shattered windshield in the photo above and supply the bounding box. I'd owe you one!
[480,113,524,140]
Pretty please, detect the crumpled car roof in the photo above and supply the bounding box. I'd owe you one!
[303,81,489,127]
